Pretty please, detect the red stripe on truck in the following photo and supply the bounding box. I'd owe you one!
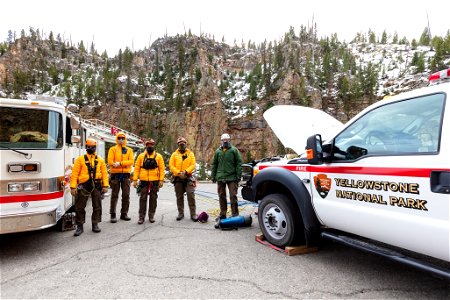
[0,191,64,204]
[258,165,449,178]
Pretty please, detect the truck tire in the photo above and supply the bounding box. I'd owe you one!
[258,193,303,247]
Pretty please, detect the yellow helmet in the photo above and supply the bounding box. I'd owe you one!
[86,138,97,146]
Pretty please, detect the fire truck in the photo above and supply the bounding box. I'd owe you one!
[0,96,142,234]
[242,69,450,279]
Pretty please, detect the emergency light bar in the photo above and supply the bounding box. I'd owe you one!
[429,68,450,83]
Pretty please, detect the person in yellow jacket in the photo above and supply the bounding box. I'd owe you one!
[70,138,109,236]
[169,137,198,221]
[108,132,134,223]
[133,139,165,224]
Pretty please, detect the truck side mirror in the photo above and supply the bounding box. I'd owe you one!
[71,135,81,144]
[306,134,323,165]
[70,116,80,130]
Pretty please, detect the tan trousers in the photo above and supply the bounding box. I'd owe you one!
[139,181,159,219]
[75,187,102,224]
[174,180,196,216]
[109,174,131,214]
[217,181,239,217]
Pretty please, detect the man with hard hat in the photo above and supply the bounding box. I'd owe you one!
[133,139,165,224]
[211,133,243,220]
[169,137,198,221]
[108,132,134,223]
[70,138,109,236]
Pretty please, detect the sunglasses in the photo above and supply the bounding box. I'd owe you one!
[118,137,125,140]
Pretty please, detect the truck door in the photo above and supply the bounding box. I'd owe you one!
[311,92,449,261]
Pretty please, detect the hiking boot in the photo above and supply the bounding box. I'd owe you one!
[138,217,144,224]
[120,213,131,221]
[110,213,117,223]
[191,214,198,222]
[74,224,83,236]
[215,215,226,222]
[176,213,184,221]
[149,217,155,223]
[92,223,101,233]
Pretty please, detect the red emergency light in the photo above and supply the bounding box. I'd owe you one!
[429,68,450,82]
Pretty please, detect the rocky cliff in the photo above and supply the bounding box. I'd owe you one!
[1,29,449,164]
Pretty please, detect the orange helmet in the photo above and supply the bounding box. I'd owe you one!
[86,138,97,146]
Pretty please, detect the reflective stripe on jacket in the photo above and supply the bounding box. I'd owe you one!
[169,149,196,176]
[70,153,109,188]
[133,152,165,182]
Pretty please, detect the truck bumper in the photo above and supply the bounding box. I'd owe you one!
[241,185,254,201]
[0,209,57,234]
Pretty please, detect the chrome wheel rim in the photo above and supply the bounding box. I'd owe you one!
[262,203,287,240]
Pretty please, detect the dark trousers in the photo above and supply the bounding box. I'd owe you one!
[75,188,102,225]
[217,181,239,217]
[139,181,159,219]
[110,174,131,214]
[174,180,196,216]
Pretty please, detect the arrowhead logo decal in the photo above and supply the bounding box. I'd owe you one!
[314,174,331,199]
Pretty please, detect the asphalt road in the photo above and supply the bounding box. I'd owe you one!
[1,183,449,299]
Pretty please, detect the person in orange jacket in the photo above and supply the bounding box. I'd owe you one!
[70,138,109,236]
[133,139,165,224]
[169,137,197,221]
[108,132,134,223]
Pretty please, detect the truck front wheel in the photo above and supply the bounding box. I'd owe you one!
[258,193,303,247]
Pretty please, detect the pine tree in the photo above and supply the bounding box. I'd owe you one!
[78,40,86,53]
[392,32,398,44]
[368,29,376,44]
[381,30,387,44]
[7,30,14,43]
[419,27,431,46]
[430,36,445,72]
[164,58,175,103]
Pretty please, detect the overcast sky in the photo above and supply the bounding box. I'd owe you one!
[2,0,449,56]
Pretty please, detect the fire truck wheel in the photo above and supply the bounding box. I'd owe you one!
[258,193,303,247]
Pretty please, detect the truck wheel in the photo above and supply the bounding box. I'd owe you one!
[258,193,302,247]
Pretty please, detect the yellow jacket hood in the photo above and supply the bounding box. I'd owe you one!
[115,132,127,147]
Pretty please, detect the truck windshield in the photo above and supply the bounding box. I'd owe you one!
[0,107,63,149]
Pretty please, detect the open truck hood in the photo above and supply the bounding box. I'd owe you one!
[263,105,343,155]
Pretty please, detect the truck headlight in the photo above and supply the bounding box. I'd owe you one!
[23,182,40,191]
[8,182,41,192]
[8,183,24,192]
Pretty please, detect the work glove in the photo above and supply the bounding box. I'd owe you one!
[112,162,120,168]
[102,187,108,194]
[70,188,77,196]
[158,181,164,188]
[178,171,187,180]
[133,181,138,188]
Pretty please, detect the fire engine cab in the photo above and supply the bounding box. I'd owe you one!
[242,69,450,279]
[0,96,142,234]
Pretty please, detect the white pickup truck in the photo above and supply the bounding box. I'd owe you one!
[241,69,450,279]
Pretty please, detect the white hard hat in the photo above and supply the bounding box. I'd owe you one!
[221,133,231,140]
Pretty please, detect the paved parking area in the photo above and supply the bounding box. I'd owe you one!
[1,183,448,299]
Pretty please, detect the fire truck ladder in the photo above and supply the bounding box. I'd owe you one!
[81,118,143,147]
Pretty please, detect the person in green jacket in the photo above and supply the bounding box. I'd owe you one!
[211,133,243,220]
